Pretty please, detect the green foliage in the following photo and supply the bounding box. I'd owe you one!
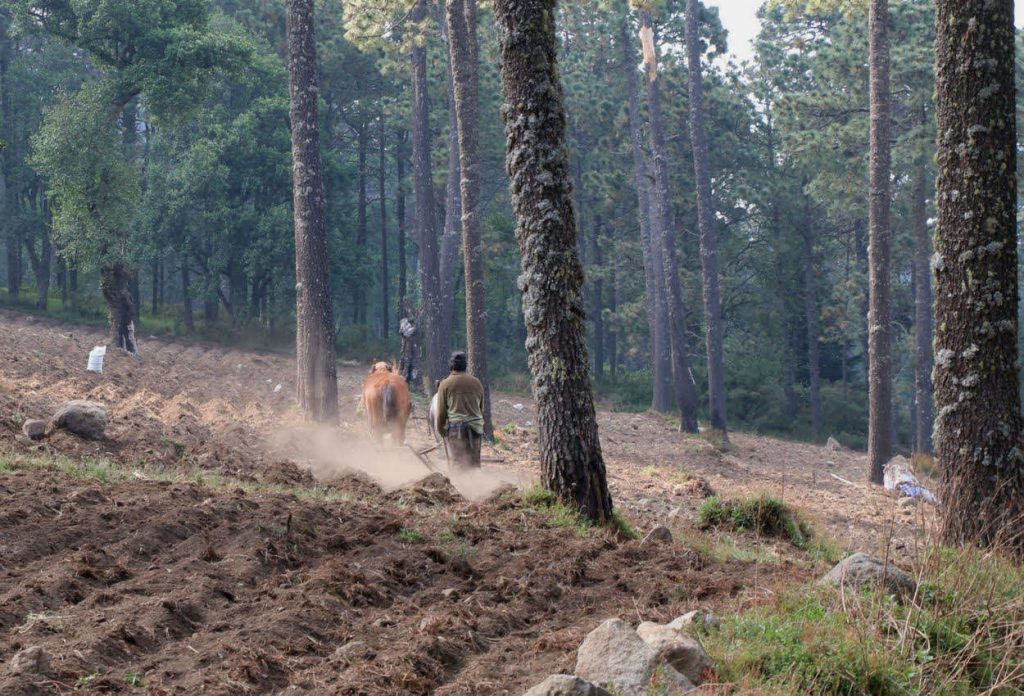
[704,548,1024,694]
[699,494,812,549]
[397,527,425,544]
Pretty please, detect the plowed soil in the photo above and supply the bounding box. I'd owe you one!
[0,308,932,693]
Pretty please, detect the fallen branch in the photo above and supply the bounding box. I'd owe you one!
[829,472,856,486]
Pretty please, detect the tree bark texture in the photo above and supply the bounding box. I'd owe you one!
[447,0,493,438]
[642,10,700,434]
[934,0,1024,550]
[685,0,727,436]
[867,0,893,483]
[396,127,408,324]
[379,111,390,339]
[286,0,339,423]
[912,108,934,456]
[620,12,671,412]
[101,264,137,353]
[802,199,823,441]
[495,0,613,523]
[355,119,368,325]
[411,0,446,392]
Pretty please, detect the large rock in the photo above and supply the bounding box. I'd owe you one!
[574,618,694,695]
[522,675,612,696]
[819,552,916,599]
[9,646,50,674]
[636,622,714,686]
[641,525,673,546]
[826,436,843,452]
[21,419,47,441]
[52,400,108,440]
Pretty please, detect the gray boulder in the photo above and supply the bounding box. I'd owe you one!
[667,610,720,630]
[636,622,713,685]
[52,400,108,440]
[522,675,612,696]
[21,419,47,441]
[574,618,694,695]
[9,646,50,674]
[819,552,916,599]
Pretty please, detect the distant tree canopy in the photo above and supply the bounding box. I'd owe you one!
[1,0,1017,451]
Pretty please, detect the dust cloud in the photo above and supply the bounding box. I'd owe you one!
[270,426,517,501]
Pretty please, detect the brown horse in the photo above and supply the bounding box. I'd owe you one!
[361,361,412,445]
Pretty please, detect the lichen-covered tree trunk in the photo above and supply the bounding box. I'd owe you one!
[411,0,445,392]
[641,9,700,434]
[934,0,1024,550]
[286,0,338,423]
[685,0,727,437]
[867,0,893,483]
[495,0,613,523]
[101,263,137,353]
[619,9,671,414]
[911,108,933,456]
[447,0,493,438]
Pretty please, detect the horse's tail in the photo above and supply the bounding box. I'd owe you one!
[382,382,398,424]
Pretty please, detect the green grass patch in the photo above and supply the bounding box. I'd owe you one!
[397,527,425,544]
[520,486,640,539]
[703,546,1024,694]
[699,494,812,549]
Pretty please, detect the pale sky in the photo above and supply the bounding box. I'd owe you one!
[712,1,1024,65]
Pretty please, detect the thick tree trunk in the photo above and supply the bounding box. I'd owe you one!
[1,26,18,301]
[378,111,389,340]
[867,0,893,483]
[180,261,194,333]
[495,0,613,523]
[934,0,1024,551]
[641,10,700,434]
[685,0,727,437]
[411,0,445,392]
[620,12,671,412]
[396,128,408,324]
[447,0,493,438]
[801,204,823,441]
[912,108,934,456]
[286,0,338,423]
[101,264,137,353]
[355,119,368,326]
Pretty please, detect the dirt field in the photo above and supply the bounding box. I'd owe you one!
[0,309,933,693]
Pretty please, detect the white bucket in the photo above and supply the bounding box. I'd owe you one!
[87,345,107,373]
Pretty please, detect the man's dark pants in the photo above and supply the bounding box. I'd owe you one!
[446,423,481,469]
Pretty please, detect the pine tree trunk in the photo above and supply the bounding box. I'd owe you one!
[1,25,18,301]
[180,260,194,332]
[495,0,613,523]
[355,119,368,326]
[379,111,390,340]
[590,224,605,380]
[396,127,408,324]
[802,206,823,441]
[641,10,700,434]
[411,0,445,392]
[867,0,893,483]
[151,257,159,316]
[101,264,137,353]
[912,107,934,456]
[620,11,671,412]
[286,0,338,423]
[447,0,493,438]
[437,3,463,356]
[934,0,1024,550]
[685,0,727,437]
[35,227,51,311]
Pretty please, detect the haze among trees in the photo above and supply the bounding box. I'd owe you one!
[3,0,1024,546]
